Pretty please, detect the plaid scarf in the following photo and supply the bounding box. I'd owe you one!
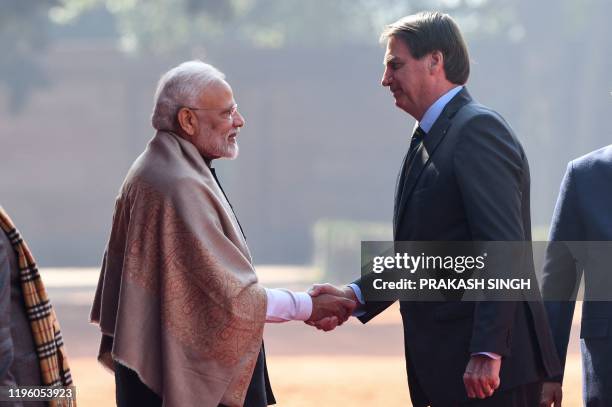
[0,207,75,407]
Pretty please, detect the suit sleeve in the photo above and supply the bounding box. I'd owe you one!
[0,235,16,386]
[453,113,525,356]
[353,276,395,324]
[541,162,583,381]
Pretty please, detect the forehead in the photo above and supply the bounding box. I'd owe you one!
[384,36,413,62]
[197,80,234,106]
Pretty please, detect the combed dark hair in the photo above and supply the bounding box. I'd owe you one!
[380,11,470,84]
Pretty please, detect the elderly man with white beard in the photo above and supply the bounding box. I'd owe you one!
[90,60,355,407]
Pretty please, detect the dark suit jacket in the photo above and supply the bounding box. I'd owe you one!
[541,145,612,404]
[0,223,44,406]
[355,88,561,406]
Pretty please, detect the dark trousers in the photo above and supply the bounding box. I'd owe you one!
[114,362,229,407]
[114,361,162,407]
[434,381,542,407]
[114,350,274,407]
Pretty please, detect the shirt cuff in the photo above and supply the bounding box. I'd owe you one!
[348,283,365,304]
[347,283,366,317]
[264,288,313,322]
[293,291,313,321]
[471,352,502,360]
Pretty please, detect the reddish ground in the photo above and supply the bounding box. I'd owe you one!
[48,268,583,406]
[68,303,583,406]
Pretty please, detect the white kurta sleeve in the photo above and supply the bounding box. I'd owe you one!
[264,288,313,322]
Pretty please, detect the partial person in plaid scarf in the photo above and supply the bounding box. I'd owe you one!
[0,206,74,407]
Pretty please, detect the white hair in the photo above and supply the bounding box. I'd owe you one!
[151,60,226,131]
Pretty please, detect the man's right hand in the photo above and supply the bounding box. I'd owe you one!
[539,381,562,407]
[307,292,356,326]
[305,284,358,331]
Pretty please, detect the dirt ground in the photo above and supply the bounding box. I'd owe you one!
[67,303,584,406]
[46,268,584,406]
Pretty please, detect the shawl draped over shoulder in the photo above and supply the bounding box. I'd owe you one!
[90,131,267,407]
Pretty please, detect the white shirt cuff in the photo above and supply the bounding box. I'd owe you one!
[348,283,365,304]
[347,283,366,317]
[264,288,313,323]
[472,352,502,360]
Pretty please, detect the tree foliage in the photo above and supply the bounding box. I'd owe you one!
[1,0,606,112]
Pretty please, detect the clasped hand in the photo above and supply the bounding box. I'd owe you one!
[463,355,501,399]
[305,284,358,331]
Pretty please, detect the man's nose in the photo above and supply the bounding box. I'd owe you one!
[234,111,245,128]
[381,67,392,87]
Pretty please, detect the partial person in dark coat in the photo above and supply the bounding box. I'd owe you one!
[1,205,70,407]
[540,145,612,407]
[1,224,44,407]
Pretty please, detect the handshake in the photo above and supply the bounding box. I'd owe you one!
[305,284,360,331]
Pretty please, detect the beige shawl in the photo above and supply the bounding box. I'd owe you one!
[90,131,267,407]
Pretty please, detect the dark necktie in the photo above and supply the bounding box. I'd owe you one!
[394,126,426,223]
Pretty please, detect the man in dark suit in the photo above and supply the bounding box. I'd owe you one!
[540,145,612,407]
[309,11,561,406]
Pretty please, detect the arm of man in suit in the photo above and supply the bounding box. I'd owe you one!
[0,235,16,386]
[454,113,527,398]
[539,162,583,407]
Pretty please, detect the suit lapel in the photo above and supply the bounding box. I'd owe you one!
[394,88,473,237]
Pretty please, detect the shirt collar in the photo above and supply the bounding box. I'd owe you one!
[418,85,463,134]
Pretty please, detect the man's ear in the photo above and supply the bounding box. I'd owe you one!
[177,108,196,136]
[429,50,444,73]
